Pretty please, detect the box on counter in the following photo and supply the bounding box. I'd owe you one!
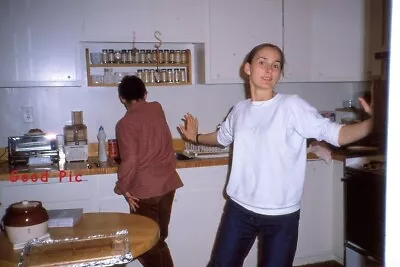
[47,208,83,228]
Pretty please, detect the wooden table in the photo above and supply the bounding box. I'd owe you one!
[0,212,160,266]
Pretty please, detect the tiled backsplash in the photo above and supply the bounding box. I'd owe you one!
[0,82,358,147]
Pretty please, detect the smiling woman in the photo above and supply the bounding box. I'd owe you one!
[178,43,375,267]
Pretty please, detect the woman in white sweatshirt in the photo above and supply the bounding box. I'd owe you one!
[179,43,373,267]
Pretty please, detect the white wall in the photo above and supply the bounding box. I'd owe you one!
[0,82,356,147]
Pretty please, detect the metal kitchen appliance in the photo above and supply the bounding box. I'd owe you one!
[63,111,89,162]
[342,155,386,266]
[8,131,59,167]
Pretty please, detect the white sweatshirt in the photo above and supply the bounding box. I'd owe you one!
[217,94,343,215]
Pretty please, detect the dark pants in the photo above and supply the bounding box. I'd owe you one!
[130,190,176,267]
[209,200,300,267]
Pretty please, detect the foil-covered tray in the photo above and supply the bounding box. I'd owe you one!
[18,229,133,267]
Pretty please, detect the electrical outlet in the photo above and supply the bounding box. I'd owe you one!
[22,106,34,123]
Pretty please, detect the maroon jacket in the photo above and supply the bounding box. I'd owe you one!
[115,101,183,198]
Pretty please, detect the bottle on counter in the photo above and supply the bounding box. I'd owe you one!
[97,126,107,162]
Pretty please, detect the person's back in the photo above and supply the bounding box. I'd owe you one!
[115,75,182,267]
[116,100,181,198]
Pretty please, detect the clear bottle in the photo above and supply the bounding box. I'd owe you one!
[114,50,122,64]
[97,126,107,162]
[180,68,187,83]
[181,50,188,64]
[108,49,115,64]
[121,49,128,64]
[167,69,174,83]
[102,49,108,64]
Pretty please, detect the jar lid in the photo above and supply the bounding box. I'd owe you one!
[3,200,49,227]
[12,200,41,211]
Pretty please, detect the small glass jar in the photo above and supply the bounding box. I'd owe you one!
[169,50,175,63]
[102,49,108,64]
[179,68,187,83]
[136,69,143,80]
[174,50,181,64]
[163,50,170,64]
[143,69,150,84]
[174,69,180,83]
[157,50,162,63]
[127,49,134,63]
[133,48,140,64]
[139,49,146,63]
[161,69,167,83]
[108,49,115,64]
[121,49,128,64]
[181,50,188,64]
[167,69,174,83]
[146,50,152,63]
[114,50,122,64]
[149,69,155,83]
[151,50,158,63]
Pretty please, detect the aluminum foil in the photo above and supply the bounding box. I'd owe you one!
[18,229,134,267]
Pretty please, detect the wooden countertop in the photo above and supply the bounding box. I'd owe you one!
[0,150,377,182]
[0,212,159,267]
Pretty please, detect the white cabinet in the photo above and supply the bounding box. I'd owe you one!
[82,0,208,43]
[283,0,367,82]
[295,160,335,265]
[0,0,83,87]
[332,160,345,262]
[206,0,283,84]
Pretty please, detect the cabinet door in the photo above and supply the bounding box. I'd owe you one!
[283,0,366,82]
[0,0,82,87]
[82,0,208,43]
[207,0,283,84]
[294,161,334,264]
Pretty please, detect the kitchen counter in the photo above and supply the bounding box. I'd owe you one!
[0,148,383,182]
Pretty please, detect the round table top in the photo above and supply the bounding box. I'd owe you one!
[0,212,160,267]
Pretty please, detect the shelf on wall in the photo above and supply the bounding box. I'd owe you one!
[84,46,193,87]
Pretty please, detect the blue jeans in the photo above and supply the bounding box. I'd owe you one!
[209,200,300,267]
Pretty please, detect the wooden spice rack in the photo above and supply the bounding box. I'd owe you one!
[85,48,193,87]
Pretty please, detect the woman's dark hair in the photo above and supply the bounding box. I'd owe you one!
[118,75,147,102]
[245,43,285,72]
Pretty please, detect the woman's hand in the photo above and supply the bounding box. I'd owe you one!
[124,192,140,211]
[178,113,199,143]
[359,97,373,116]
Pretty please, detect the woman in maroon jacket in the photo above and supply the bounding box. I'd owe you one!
[114,75,183,267]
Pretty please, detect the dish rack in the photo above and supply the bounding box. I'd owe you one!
[184,141,230,158]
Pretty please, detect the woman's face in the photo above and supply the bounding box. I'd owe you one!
[244,46,282,91]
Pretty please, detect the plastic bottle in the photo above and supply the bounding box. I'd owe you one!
[97,126,107,162]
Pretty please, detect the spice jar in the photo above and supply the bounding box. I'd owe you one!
[114,50,122,64]
[108,49,115,64]
[146,50,152,63]
[161,69,167,83]
[167,69,174,83]
[121,49,128,64]
[180,68,187,83]
[169,50,175,63]
[139,49,146,63]
[127,49,134,63]
[181,50,188,64]
[174,50,181,64]
[102,49,108,64]
[136,69,143,80]
[163,50,170,64]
